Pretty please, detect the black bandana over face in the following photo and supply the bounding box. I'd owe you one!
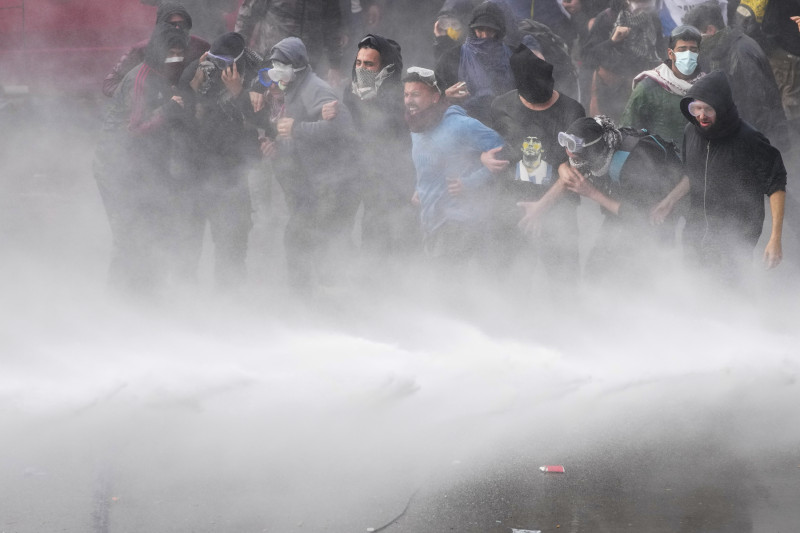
[509,44,554,104]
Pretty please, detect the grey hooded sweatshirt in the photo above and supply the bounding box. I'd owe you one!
[270,37,355,189]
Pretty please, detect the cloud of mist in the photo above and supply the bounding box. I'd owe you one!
[3,9,800,529]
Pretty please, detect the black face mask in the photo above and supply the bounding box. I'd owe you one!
[519,81,553,105]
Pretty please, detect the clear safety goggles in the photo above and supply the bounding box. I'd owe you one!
[207,49,244,70]
[558,131,602,153]
[358,35,380,49]
[687,101,716,118]
[404,66,440,92]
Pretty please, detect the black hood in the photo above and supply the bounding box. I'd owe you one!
[156,2,192,30]
[680,69,741,139]
[469,1,506,40]
[439,0,480,24]
[351,34,403,80]
[144,22,189,69]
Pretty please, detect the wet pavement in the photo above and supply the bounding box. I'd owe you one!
[2,94,800,533]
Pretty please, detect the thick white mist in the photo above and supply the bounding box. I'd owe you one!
[2,89,800,532]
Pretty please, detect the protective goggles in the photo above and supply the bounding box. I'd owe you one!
[687,101,716,118]
[403,66,440,92]
[358,35,379,49]
[558,131,602,153]
[257,68,275,88]
[207,50,244,70]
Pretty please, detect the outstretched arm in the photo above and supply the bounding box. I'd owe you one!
[764,190,785,269]
[650,175,690,225]
[517,162,574,235]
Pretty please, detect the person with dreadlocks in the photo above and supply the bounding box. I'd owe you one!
[558,115,683,284]
[177,32,264,288]
[94,23,191,293]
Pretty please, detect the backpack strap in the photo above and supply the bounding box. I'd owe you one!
[609,150,631,184]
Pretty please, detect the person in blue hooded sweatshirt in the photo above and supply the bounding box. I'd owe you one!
[403,66,507,267]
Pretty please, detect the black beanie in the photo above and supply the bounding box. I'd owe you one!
[510,44,554,104]
[211,32,246,58]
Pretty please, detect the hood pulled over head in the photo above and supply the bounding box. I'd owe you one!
[270,37,310,71]
[156,2,192,30]
[144,22,189,69]
[680,69,740,139]
[469,1,506,39]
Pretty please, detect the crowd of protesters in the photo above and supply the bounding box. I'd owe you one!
[94,0,794,298]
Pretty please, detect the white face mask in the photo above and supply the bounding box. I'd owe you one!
[164,56,185,64]
[268,61,296,84]
[673,50,699,76]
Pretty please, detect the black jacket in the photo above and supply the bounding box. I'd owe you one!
[341,35,413,197]
[698,27,790,154]
[680,70,787,249]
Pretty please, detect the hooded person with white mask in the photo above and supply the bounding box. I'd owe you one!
[263,37,359,293]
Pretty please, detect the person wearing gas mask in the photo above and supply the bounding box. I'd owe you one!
[262,37,358,294]
[557,115,683,284]
[336,34,419,276]
[103,2,210,98]
[487,44,585,294]
[620,24,704,151]
[177,32,263,288]
[94,23,191,293]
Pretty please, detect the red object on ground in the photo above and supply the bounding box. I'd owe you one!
[539,465,566,473]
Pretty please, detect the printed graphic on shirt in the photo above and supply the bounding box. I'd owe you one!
[516,136,553,185]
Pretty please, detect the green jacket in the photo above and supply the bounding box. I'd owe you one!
[620,77,687,150]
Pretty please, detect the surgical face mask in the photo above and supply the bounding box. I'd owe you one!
[673,50,698,76]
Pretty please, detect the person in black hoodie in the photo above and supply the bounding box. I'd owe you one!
[94,23,191,293]
[178,32,263,288]
[103,3,210,98]
[678,70,786,284]
[340,34,419,268]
